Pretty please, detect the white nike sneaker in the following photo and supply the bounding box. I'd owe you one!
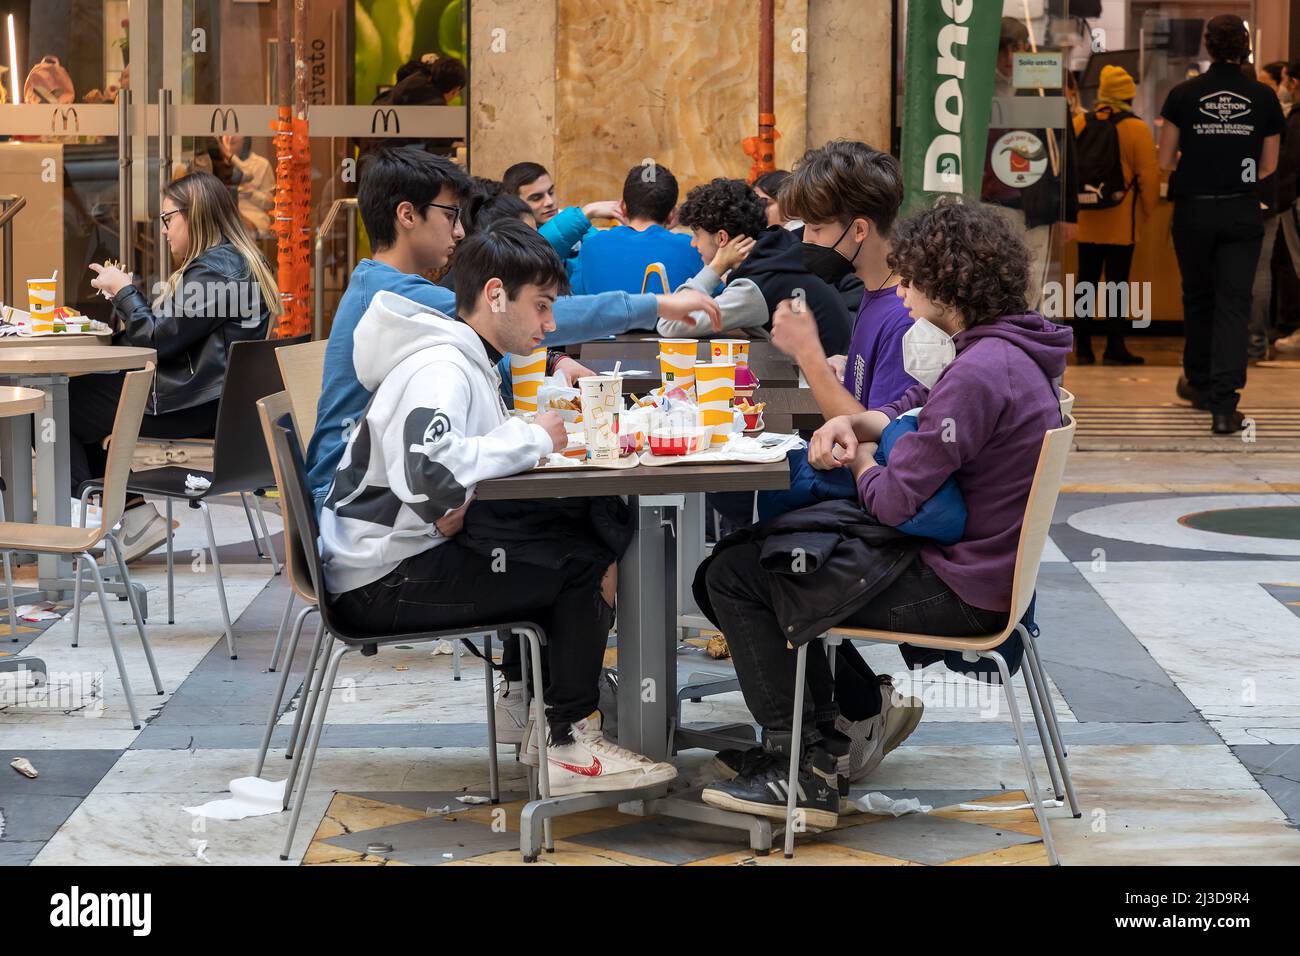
[526,711,677,795]
[493,679,528,745]
[116,503,170,564]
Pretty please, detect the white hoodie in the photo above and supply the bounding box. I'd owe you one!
[320,290,554,594]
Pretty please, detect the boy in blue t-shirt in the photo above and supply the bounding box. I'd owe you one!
[570,163,704,295]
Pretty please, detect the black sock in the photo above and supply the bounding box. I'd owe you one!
[816,722,850,757]
[549,721,573,746]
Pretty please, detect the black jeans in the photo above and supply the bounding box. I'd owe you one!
[1172,196,1264,414]
[332,539,612,739]
[1075,241,1136,355]
[704,540,1006,750]
[68,372,219,498]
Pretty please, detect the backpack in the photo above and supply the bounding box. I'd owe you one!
[1076,109,1134,210]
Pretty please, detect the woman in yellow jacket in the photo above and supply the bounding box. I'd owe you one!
[1072,65,1161,364]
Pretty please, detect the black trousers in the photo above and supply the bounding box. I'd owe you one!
[68,372,219,498]
[704,540,1006,751]
[333,539,612,738]
[1171,196,1264,414]
[1075,241,1136,355]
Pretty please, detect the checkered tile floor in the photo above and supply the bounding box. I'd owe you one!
[302,789,1049,867]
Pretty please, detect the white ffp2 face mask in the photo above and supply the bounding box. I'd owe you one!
[901,318,956,389]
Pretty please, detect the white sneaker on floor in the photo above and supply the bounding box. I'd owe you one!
[116,503,170,564]
[836,677,923,782]
[524,711,677,795]
[1274,330,1300,352]
[494,679,528,745]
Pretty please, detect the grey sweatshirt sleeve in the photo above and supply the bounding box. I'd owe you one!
[656,267,770,338]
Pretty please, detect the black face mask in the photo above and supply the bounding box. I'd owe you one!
[801,221,862,285]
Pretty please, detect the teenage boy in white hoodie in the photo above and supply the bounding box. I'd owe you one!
[319,219,677,796]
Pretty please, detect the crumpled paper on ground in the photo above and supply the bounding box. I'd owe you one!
[853,792,932,816]
[184,777,285,820]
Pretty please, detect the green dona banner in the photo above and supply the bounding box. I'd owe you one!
[900,0,1003,214]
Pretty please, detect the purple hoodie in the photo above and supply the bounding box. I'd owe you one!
[857,312,1072,613]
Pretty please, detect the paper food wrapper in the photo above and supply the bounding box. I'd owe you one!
[184,776,287,820]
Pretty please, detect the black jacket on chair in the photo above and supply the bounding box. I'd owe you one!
[692,499,921,648]
[109,240,271,415]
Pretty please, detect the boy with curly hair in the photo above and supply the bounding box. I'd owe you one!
[657,177,851,354]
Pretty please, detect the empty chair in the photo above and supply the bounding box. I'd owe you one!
[0,365,164,728]
[82,335,307,658]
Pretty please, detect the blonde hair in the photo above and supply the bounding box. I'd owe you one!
[156,171,282,316]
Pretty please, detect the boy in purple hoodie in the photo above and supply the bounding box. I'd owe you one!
[770,140,918,418]
[701,199,1071,828]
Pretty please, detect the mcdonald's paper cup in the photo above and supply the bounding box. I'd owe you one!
[27,275,57,316]
[657,339,698,398]
[578,375,623,462]
[510,347,548,412]
[696,361,736,446]
[710,339,751,366]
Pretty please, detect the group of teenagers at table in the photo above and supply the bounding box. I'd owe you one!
[80,137,1071,829]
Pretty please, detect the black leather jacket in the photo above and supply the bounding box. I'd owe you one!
[110,241,271,415]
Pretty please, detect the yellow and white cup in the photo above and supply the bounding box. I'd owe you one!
[27,275,57,326]
[578,374,623,462]
[696,361,736,446]
[510,347,548,412]
[710,339,751,367]
[657,339,699,399]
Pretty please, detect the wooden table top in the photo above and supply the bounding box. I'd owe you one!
[0,385,46,417]
[476,458,790,501]
[0,332,113,349]
[0,345,155,376]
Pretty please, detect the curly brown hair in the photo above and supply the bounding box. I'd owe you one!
[886,198,1030,327]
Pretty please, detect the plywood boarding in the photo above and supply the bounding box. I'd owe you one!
[554,0,808,204]
[807,0,893,151]
[469,0,558,179]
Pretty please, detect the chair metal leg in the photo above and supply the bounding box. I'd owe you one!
[240,493,265,559]
[281,643,351,861]
[255,604,315,778]
[198,501,236,659]
[1021,627,1080,818]
[0,492,15,640]
[269,590,295,672]
[983,650,1060,866]
[165,498,174,624]
[285,627,332,805]
[105,534,163,695]
[783,642,809,859]
[250,492,281,575]
[452,636,462,681]
[520,626,552,860]
[70,554,85,647]
[518,634,531,764]
[82,551,142,730]
[482,633,500,804]
[285,618,327,766]
[1019,648,1065,801]
[1,547,13,641]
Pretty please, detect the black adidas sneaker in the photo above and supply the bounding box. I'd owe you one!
[701,748,840,828]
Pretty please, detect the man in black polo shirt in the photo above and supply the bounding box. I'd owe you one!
[1159,14,1284,434]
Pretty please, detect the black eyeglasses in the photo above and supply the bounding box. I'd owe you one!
[422,201,462,229]
[159,209,185,229]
